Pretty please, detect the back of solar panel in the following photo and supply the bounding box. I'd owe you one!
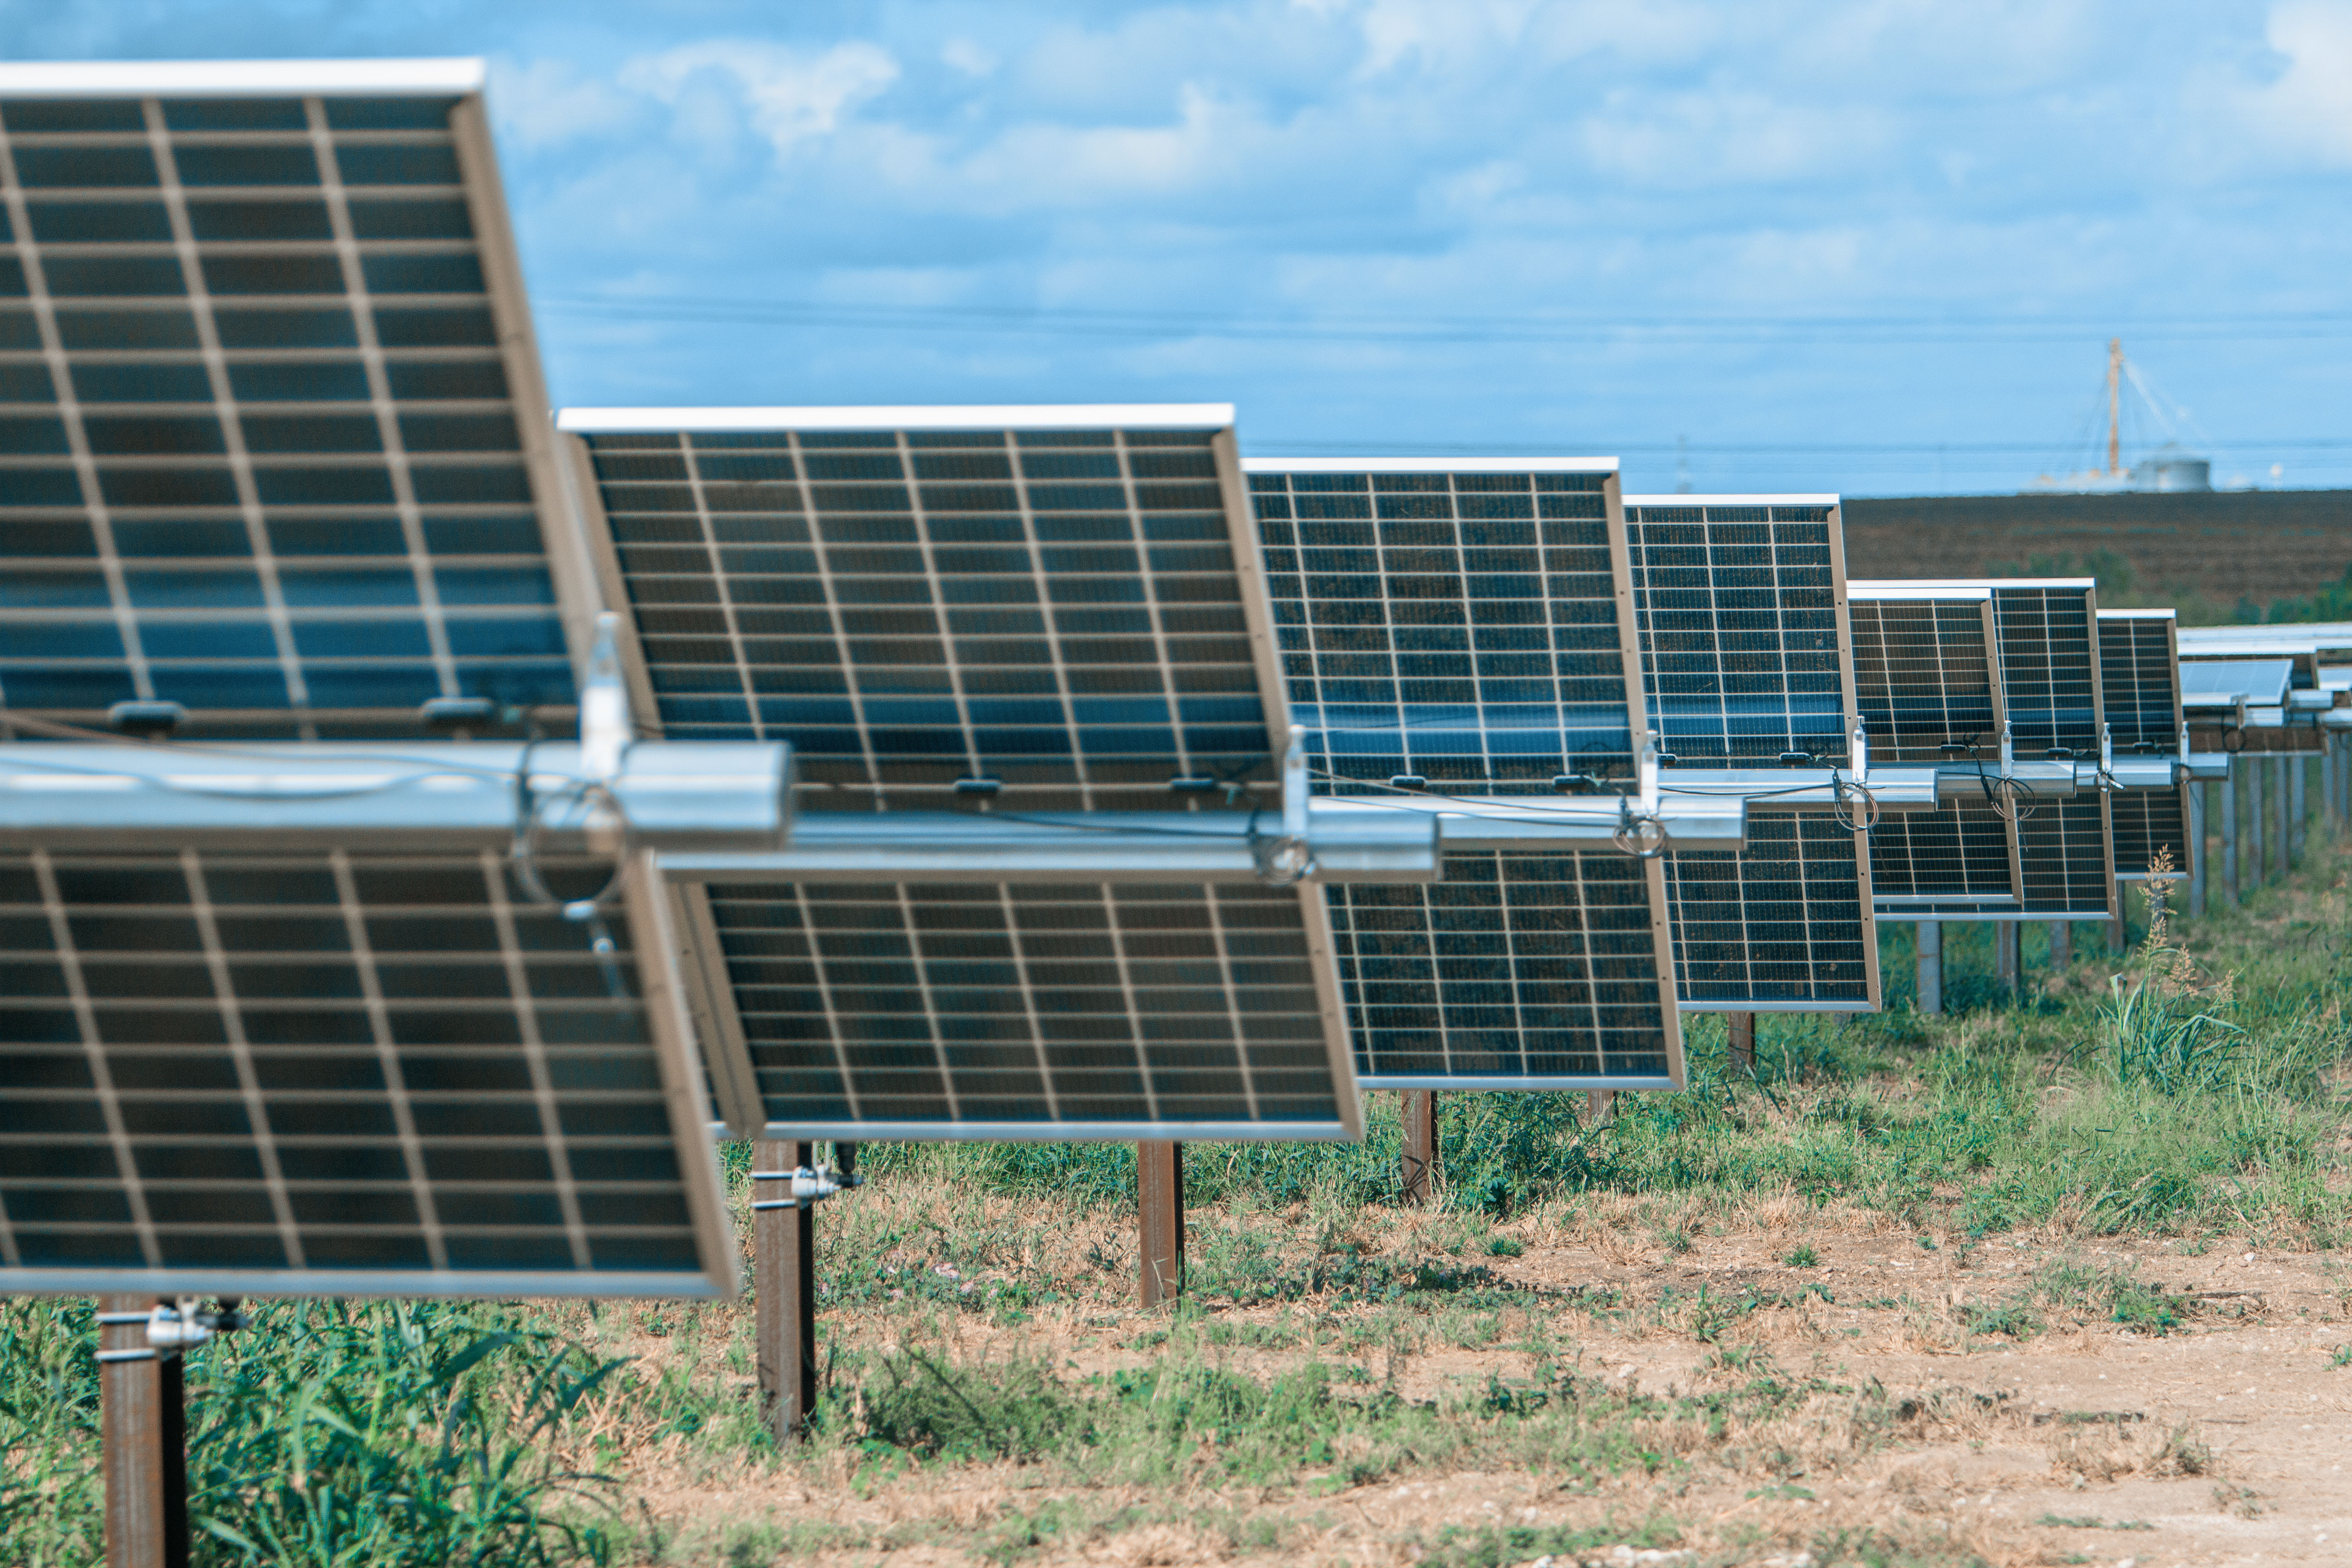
[2099,609,2188,881]
[0,62,592,740]
[1621,496,1877,1011]
[1242,461,1684,1087]
[1849,580,2114,920]
[562,409,1364,1139]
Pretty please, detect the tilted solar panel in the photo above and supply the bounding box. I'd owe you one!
[1328,848,1680,1089]
[1663,810,1875,1010]
[2098,610,2187,881]
[672,872,1360,1140]
[1241,459,1681,1088]
[0,843,734,1298]
[2018,791,2117,916]
[1625,494,1876,1008]
[1992,583,2102,759]
[1244,460,1637,794]
[1849,594,2000,764]
[1621,496,1854,767]
[0,61,593,740]
[1866,796,2020,915]
[563,407,1281,814]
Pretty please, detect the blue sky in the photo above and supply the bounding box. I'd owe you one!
[8,0,2352,494]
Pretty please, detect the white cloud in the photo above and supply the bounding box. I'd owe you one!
[2235,0,2352,163]
[620,38,900,162]
[490,56,636,151]
[941,39,998,77]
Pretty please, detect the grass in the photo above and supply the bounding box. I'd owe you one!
[4,826,2347,1565]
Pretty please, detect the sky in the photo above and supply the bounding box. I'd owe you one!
[7,0,2352,495]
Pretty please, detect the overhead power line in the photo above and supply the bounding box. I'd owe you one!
[538,293,2352,346]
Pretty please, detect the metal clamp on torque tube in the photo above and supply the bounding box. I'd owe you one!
[750,1166,865,1211]
[1612,730,1671,858]
[1250,735,1318,887]
[94,1298,250,1362]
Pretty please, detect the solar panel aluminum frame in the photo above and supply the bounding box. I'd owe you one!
[0,58,609,739]
[0,843,738,1301]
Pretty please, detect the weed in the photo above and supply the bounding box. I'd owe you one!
[1784,1245,1820,1268]
[2331,1344,2352,1369]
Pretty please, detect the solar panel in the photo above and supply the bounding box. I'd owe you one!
[1991,583,2101,759]
[2018,791,2117,914]
[1621,496,1854,767]
[1240,459,1680,1088]
[0,840,735,1298]
[2096,611,2186,881]
[0,60,591,740]
[1622,494,1876,1009]
[561,407,1281,813]
[1243,460,1637,794]
[1865,796,2020,914]
[670,871,1359,1140]
[1328,848,1679,1089]
[1849,592,2000,764]
[1662,810,1876,1010]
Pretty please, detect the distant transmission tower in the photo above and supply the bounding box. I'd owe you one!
[1673,435,1693,494]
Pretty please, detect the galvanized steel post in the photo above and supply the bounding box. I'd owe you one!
[1916,921,1941,1014]
[2187,782,2206,917]
[2220,763,2238,902]
[1399,1091,1437,1206]
[101,1294,171,1568]
[1137,1142,1184,1308]
[755,1138,818,1444]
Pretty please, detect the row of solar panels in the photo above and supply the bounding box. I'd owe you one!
[0,60,2208,1301]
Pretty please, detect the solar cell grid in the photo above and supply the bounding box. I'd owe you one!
[1849,596,1999,762]
[1992,584,2102,757]
[1622,500,1853,766]
[2018,791,2117,916]
[2098,611,2181,755]
[1664,811,1874,1009]
[2109,789,2188,882]
[0,843,731,1296]
[1246,462,1635,795]
[572,417,1279,813]
[1327,848,1679,1088]
[0,78,583,738]
[1867,796,2020,915]
[691,875,1355,1138]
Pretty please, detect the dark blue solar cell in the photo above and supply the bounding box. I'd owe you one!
[300,665,443,707]
[292,619,433,658]
[444,616,565,657]
[277,565,419,607]
[11,144,159,187]
[422,514,544,555]
[254,465,396,506]
[124,568,264,609]
[0,572,109,608]
[0,623,124,658]
[410,463,531,504]
[3,468,83,505]
[148,666,292,708]
[433,565,553,605]
[108,519,252,559]
[171,142,321,186]
[228,360,371,402]
[0,667,135,706]
[457,661,573,705]
[141,622,277,659]
[266,516,408,557]
[0,416,69,454]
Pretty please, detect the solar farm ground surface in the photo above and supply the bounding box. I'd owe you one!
[5,805,2349,1568]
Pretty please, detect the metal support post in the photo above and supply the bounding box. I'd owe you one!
[1584,1089,1616,1127]
[101,1294,173,1568]
[1137,1142,1185,1307]
[1916,920,1942,1014]
[2291,755,2306,862]
[2220,764,2238,901]
[2187,781,2206,917]
[754,1138,818,1444]
[1994,920,2019,998]
[2107,888,2127,952]
[1399,1090,1437,1206]
[2275,756,2291,875]
[2247,758,2264,888]
[2047,920,2071,971]
[1726,1012,1756,1073]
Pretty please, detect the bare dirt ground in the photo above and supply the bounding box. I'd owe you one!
[596,1199,2352,1568]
